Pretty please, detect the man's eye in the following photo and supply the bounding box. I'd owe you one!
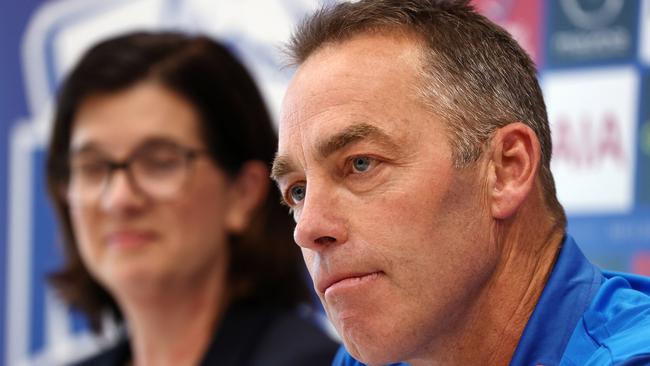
[351,156,372,173]
[288,184,306,204]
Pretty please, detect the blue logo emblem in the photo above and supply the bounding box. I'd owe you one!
[546,0,639,68]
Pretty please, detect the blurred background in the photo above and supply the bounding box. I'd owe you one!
[0,0,649,365]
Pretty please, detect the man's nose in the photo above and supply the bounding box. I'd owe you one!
[293,182,347,251]
[100,171,147,212]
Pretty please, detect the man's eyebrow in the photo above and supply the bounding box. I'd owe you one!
[270,154,296,183]
[317,122,396,159]
[270,123,398,183]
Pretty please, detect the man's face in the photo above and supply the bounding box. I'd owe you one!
[275,33,497,364]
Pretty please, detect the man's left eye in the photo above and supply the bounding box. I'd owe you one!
[351,156,372,173]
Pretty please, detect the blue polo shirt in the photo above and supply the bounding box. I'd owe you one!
[332,235,650,366]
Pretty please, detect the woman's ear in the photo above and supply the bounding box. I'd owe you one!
[487,122,541,220]
[225,161,270,233]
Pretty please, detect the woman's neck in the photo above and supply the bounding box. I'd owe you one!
[118,265,230,366]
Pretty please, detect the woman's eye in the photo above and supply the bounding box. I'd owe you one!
[76,161,109,182]
[289,184,306,204]
[141,156,183,175]
[351,156,372,173]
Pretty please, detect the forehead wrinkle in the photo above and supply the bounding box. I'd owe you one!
[316,122,397,159]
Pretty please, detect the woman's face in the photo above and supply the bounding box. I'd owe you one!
[67,81,240,297]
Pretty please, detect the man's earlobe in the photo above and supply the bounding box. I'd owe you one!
[488,122,540,219]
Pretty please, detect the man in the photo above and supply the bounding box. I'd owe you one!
[271,1,650,365]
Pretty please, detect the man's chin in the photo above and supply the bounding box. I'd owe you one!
[344,340,404,366]
[337,323,405,366]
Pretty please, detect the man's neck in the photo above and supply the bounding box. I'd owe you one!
[411,204,565,366]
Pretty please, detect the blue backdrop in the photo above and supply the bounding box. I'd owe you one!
[1,0,649,365]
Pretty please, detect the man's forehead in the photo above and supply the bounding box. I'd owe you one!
[275,32,428,178]
[279,35,422,130]
[282,32,423,104]
[297,29,423,72]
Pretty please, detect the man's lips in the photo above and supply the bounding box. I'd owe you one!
[317,271,382,295]
[105,230,157,247]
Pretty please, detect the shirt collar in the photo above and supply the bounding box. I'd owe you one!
[509,234,603,366]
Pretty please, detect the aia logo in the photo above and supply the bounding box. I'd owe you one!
[553,112,626,168]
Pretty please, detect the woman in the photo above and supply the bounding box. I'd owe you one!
[46,32,337,366]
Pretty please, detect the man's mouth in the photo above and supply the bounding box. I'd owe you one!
[319,271,382,295]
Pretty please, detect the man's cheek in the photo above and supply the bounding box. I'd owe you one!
[301,249,318,276]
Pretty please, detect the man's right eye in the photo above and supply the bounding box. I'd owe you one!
[287,184,306,205]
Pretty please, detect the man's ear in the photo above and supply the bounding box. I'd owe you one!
[225,161,270,234]
[487,122,540,220]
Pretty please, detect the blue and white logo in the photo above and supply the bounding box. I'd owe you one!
[640,0,650,66]
[546,0,639,67]
[560,0,624,30]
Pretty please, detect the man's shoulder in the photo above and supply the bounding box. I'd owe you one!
[593,270,650,338]
[591,271,650,361]
[563,271,650,365]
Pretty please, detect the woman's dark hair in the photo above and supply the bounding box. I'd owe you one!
[47,31,310,332]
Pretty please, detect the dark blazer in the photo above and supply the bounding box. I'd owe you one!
[73,304,338,366]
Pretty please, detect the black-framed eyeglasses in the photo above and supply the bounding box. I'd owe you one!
[66,139,208,206]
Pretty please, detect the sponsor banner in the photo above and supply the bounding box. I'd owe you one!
[546,0,639,68]
[473,0,543,67]
[639,72,650,206]
[2,1,649,365]
[568,215,650,272]
[641,0,650,65]
[543,67,638,214]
